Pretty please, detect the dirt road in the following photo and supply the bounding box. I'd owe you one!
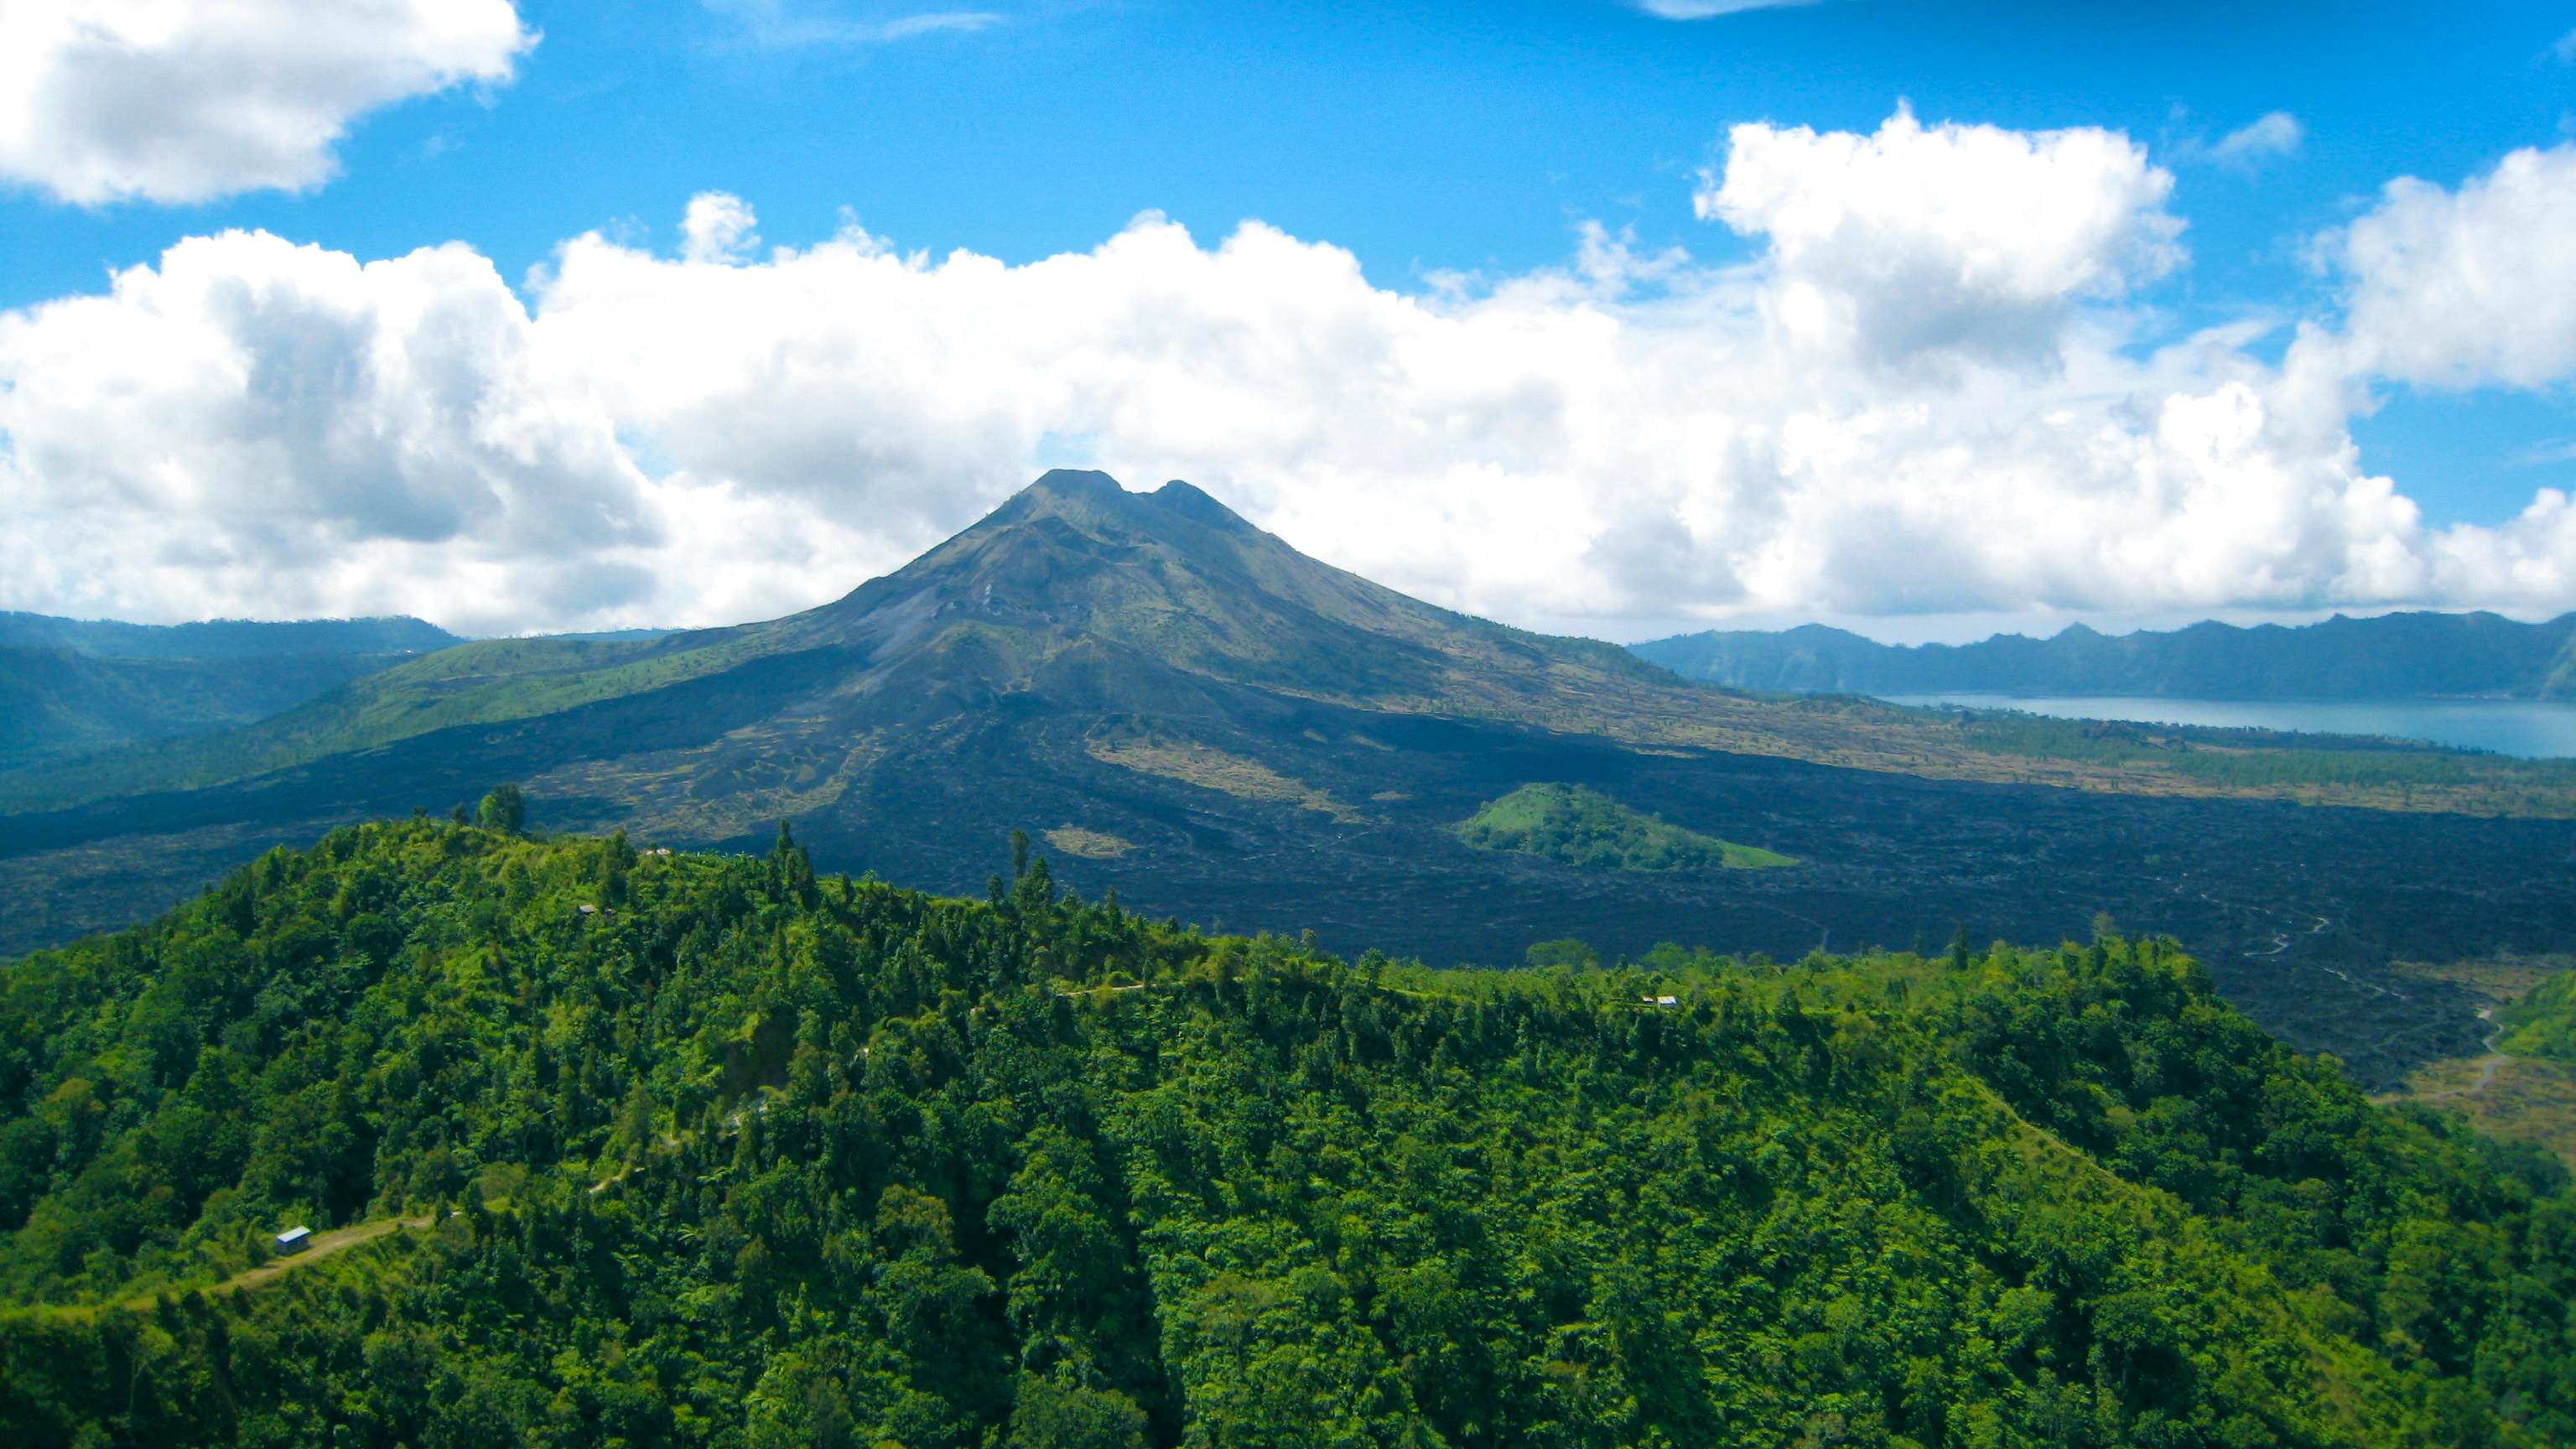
[118,1215,432,1310]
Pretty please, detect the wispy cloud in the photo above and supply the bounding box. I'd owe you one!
[875,10,1001,39]
[703,2,1002,48]
[2551,26,2576,64]
[2170,111,2304,173]
[2509,438,2576,467]
[2212,112,2304,166]
[1632,0,1826,18]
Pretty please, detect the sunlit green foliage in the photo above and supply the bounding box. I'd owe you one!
[1,823,2571,1446]
[476,782,528,834]
[2503,971,2576,1062]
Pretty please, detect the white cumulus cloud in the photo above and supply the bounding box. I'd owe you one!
[681,192,763,264]
[2314,143,2576,392]
[1699,105,2184,369]
[0,231,658,631]
[0,0,533,205]
[3,110,2576,641]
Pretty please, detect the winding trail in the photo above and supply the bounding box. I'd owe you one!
[2225,906,2407,1001]
[2418,1006,2510,1102]
[2469,1007,2508,1096]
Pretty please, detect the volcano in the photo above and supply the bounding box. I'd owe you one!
[3,470,2572,1088]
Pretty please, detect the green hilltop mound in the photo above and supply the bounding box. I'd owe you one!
[1455,782,1795,870]
[4,820,2572,1445]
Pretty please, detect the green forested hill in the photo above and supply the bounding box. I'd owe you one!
[1453,782,1794,870]
[3,820,2572,1446]
[0,613,460,662]
[0,612,463,771]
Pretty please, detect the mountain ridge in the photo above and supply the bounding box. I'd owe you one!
[0,610,460,662]
[0,612,467,771]
[1632,610,2576,699]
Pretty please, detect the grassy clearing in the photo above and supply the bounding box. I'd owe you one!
[1086,736,1363,822]
[7,1214,434,1322]
[2398,1054,2576,1170]
[1043,825,1135,859]
[2380,953,2576,1167]
[2390,952,2576,1001]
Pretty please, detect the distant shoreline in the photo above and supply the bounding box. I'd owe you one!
[1876,692,2576,760]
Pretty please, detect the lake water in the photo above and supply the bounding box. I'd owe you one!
[1877,693,2576,760]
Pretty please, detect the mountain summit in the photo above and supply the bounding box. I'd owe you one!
[765,468,1663,712]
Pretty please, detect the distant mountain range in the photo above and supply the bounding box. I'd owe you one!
[1630,612,2576,699]
[0,612,458,661]
[0,611,461,770]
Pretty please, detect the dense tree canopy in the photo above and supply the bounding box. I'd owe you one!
[0,819,2569,1446]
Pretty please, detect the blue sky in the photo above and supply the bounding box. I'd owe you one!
[3,0,2574,638]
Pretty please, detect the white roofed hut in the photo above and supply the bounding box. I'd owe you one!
[275,1225,313,1255]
